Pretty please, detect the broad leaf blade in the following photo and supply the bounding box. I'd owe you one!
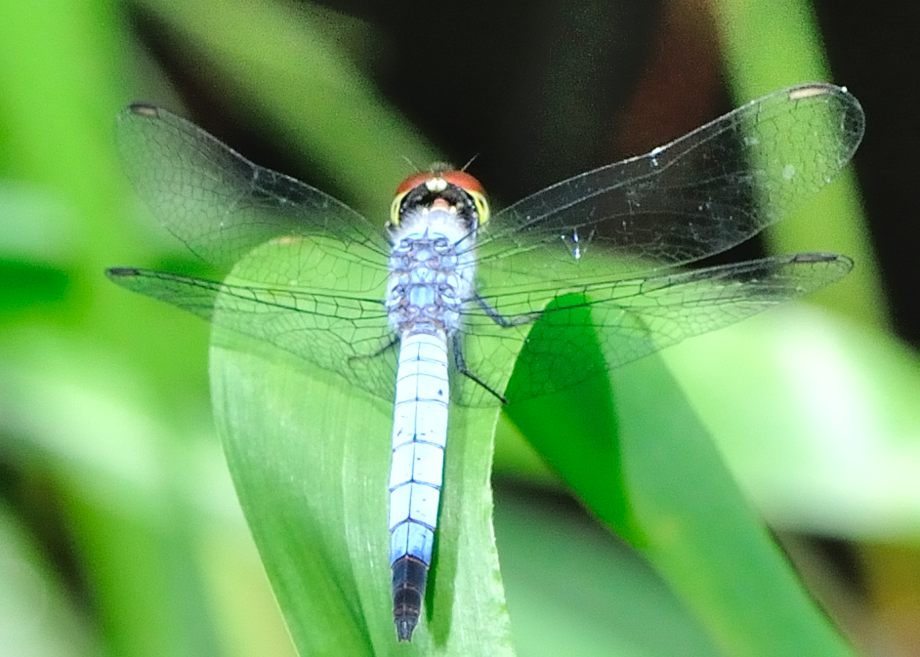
[506,314,856,655]
[495,486,727,657]
[210,334,515,655]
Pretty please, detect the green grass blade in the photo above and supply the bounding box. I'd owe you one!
[665,307,920,539]
[505,307,856,655]
[495,486,727,657]
[0,502,96,657]
[135,0,439,217]
[711,0,887,330]
[210,340,515,655]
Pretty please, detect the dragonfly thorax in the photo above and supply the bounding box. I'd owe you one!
[386,207,476,335]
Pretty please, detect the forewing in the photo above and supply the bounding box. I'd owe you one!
[107,261,396,401]
[456,254,852,405]
[116,104,391,278]
[474,83,864,295]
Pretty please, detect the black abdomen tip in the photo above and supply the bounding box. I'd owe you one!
[392,555,428,641]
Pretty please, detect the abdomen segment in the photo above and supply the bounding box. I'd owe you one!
[388,330,449,641]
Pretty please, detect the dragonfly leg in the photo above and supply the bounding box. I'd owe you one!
[451,333,507,404]
[474,295,540,328]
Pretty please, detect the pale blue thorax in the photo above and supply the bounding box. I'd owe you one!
[385,207,476,570]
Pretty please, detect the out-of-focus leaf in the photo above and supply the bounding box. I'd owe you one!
[0,332,263,657]
[0,503,96,657]
[505,303,856,656]
[711,0,885,329]
[135,0,439,217]
[495,485,724,657]
[664,306,920,539]
[0,182,76,265]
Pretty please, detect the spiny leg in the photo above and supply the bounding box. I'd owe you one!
[451,332,507,404]
[453,294,545,403]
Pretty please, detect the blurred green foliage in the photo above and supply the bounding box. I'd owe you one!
[0,1,917,656]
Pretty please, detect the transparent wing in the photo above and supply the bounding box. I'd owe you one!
[116,103,391,279]
[455,253,852,405]
[107,260,397,401]
[114,105,397,396]
[473,84,864,297]
[111,87,858,408]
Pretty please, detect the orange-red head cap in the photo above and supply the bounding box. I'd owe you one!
[390,165,490,226]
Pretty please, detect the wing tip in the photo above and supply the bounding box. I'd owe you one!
[791,252,854,271]
[786,81,858,101]
[126,102,161,118]
[787,83,836,101]
[106,266,141,278]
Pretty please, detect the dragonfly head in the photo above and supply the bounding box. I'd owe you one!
[389,163,490,232]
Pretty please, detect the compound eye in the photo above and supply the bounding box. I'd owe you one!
[439,171,488,223]
[440,170,485,197]
[470,191,490,224]
[389,193,403,226]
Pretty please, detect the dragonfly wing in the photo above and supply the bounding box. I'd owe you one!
[474,84,863,290]
[116,104,391,276]
[107,261,396,402]
[456,253,852,405]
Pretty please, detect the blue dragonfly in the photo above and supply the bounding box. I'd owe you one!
[108,83,863,641]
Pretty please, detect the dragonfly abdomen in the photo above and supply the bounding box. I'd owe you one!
[388,330,449,641]
[384,205,476,640]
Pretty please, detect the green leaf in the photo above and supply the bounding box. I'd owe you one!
[664,306,920,539]
[0,502,95,657]
[0,330,232,657]
[210,340,516,655]
[711,0,886,330]
[506,326,857,656]
[135,0,440,217]
[495,486,725,657]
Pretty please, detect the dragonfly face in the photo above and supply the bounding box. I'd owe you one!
[389,164,490,232]
[107,83,863,642]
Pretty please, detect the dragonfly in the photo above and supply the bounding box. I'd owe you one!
[107,82,864,641]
